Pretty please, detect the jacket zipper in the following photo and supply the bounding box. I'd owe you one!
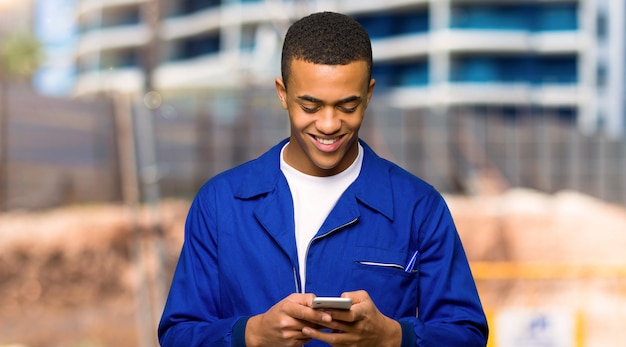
[297,217,359,293]
[293,266,300,293]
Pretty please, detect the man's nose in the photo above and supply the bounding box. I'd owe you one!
[316,107,341,134]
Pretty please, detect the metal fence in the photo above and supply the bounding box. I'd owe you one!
[2,86,626,210]
[152,89,626,206]
[2,85,120,210]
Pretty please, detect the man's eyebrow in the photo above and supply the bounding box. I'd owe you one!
[296,95,362,104]
[337,95,361,104]
[297,95,322,103]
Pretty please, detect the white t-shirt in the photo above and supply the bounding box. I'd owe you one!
[280,143,363,292]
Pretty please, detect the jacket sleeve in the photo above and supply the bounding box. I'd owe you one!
[402,190,489,347]
[158,188,246,347]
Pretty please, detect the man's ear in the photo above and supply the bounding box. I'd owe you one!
[275,78,288,109]
[365,78,376,108]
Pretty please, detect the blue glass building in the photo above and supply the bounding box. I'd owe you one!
[72,0,625,136]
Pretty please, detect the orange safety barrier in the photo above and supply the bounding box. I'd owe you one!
[470,261,626,280]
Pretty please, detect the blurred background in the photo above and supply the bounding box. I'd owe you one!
[0,0,625,346]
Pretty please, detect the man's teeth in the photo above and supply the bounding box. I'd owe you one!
[316,137,338,145]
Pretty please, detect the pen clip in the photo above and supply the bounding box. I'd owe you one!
[405,250,419,273]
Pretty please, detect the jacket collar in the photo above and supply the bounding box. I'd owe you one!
[234,138,394,221]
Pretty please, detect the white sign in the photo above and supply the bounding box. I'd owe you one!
[495,307,576,347]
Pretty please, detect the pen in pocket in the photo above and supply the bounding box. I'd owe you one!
[405,250,419,273]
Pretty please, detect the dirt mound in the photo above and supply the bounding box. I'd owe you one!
[0,200,189,347]
[447,188,626,264]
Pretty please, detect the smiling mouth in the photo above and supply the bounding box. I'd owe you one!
[315,136,341,145]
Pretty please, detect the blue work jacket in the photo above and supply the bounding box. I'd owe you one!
[158,139,488,347]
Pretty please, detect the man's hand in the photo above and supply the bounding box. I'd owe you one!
[302,290,402,347]
[245,293,333,347]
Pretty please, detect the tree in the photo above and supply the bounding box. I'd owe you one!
[0,31,44,211]
[1,32,43,81]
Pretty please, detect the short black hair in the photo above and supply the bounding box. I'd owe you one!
[281,12,372,87]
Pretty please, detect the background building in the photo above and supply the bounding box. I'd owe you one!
[71,0,625,137]
[34,0,78,96]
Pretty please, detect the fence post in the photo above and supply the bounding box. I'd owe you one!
[194,92,213,189]
[596,133,607,201]
[505,111,520,187]
[0,79,9,211]
[538,111,552,193]
[622,136,626,206]
[134,95,167,346]
[568,123,581,193]
[113,92,156,347]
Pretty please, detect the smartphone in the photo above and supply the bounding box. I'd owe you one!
[311,297,353,310]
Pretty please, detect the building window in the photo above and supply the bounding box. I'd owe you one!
[172,0,222,15]
[100,49,139,70]
[102,6,141,28]
[538,55,577,84]
[169,33,221,60]
[450,2,577,31]
[596,64,607,89]
[354,9,429,39]
[450,55,527,83]
[450,54,577,84]
[451,4,531,30]
[596,12,608,40]
[395,61,429,87]
[533,2,578,31]
[240,24,257,51]
[373,60,429,88]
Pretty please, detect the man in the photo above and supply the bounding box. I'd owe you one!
[159,11,488,347]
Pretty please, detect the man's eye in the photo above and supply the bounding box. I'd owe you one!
[338,106,358,113]
[301,105,319,113]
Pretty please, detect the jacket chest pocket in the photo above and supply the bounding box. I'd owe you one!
[350,246,419,317]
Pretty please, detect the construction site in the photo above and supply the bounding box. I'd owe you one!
[0,87,625,347]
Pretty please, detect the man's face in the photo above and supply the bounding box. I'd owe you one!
[275,59,375,177]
